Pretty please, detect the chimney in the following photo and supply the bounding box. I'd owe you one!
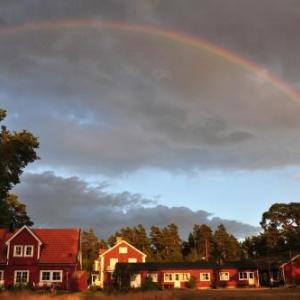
[116,236,123,244]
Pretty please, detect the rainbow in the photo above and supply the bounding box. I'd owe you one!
[0,19,299,103]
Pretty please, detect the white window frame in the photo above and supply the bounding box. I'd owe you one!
[164,273,190,282]
[13,245,23,257]
[200,272,211,281]
[119,247,128,254]
[14,270,29,285]
[239,271,254,280]
[24,245,34,257]
[40,270,63,283]
[128,258,137,263]
[219,272,230,281]
[147,273,158,282]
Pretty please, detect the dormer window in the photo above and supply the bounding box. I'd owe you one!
[24,246,33,257]
[13,245,23,257]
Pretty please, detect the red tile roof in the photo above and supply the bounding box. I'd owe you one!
[0,227,80,264]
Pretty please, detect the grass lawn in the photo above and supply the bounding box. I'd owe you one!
[1,288,300,300]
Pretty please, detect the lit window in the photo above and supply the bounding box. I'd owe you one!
[128,258,137,263]
[24,246,33,257]
[119,247,128,254]
[13,246,23,257]
[219,272,230,281]
[147,273,158,282]
[200,272,211,281]
[239,272,250,280]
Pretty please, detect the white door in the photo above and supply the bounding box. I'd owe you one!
[248,272,255,285]
[174,274,181,288]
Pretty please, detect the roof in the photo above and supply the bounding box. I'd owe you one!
[0,227,80,264]
[116,262,218,272]
[116,260,258,272]
[280,254,300,268]
[100,239,147,258]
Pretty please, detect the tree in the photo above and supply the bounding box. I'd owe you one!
[81,228,100,272]
[0,109,39,228]
[213,224,241,263]
[1,194,33,229]
[193,224,214,261]
[261,202,300,251]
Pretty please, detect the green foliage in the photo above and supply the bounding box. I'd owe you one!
[186,276,197,289]
[140,276,160,291]
[81,228,100,272]
[0,108,39,228]
[113,264,137,292]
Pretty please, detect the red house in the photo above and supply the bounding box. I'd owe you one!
[0,225,86,291]
[92,237,146,288]
[217,262,259,288]
[115,261,259,289]
[281,254,300,286]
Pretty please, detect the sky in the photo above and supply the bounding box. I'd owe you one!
[1,0,300,238]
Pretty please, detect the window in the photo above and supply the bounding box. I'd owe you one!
[200,272,211,281]
[219,272,230,281]
[24,246,33,257]
[239,272,254,280]
[128,258,137,263]
[0,270,4,281]
[13,245,23,257]
[40,271,63,283]
[109,258,118,271]
[14,271,29,285]
[164,273,190,282]
[119,247,128,254]
[147,273,158,282]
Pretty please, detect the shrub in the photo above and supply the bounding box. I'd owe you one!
[186,276,197,289]
[140,277,160,291]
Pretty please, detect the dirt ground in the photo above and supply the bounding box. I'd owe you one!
[1,288,300,300]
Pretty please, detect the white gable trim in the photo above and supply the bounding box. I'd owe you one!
[5,226,43,260]
[280,254,300,268]
[100,240,147,258]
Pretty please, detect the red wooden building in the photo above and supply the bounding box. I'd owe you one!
[92,237,146,288]
[281,254,300,286]
[0,225,87,291]
[115,261,260,289]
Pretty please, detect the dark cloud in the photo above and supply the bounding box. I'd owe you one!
[1,24,300,174]
[13,172,259,238]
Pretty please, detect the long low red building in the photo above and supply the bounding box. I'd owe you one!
[0,225,87,291]
[115,261,260,289]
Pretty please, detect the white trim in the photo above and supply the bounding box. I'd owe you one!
[5,226,42,260]
[14,270,30,285]
[39,270,63,283]
[200,272,211,281]
[24,245,34,257]
[13,245,23,257]
[100,240,147,258]
[0,270,4,287]
[5,226,42,245]
[119,246,128,254]
[238,271,255,281]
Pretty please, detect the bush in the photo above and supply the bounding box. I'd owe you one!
[140,277,160,291]
[186,276,197,289]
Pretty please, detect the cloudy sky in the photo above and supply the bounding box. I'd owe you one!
[1,0,300,238]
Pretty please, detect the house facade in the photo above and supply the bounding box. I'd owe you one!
[281,254,300,286]
[0,225,86,291]
[115,261,260,289]
[92,238,146,288]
